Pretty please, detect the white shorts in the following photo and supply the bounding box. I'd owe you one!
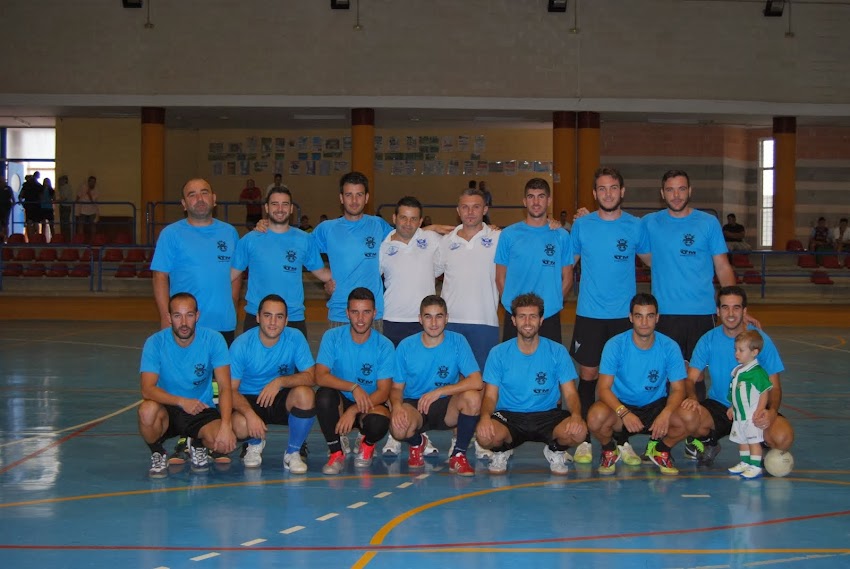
[730,419,764,444]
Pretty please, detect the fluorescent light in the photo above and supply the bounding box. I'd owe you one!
[292,114,346,120]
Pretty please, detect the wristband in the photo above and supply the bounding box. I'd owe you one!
[350,383,359,393]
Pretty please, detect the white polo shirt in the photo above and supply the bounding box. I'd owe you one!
[379,228,442,322]
[436,224,500,327]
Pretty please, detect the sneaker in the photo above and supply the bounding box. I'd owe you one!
[647,447,679,475]
[355,441,376,468]
[698,443,722,466]
[190,443,210,472]
[447,436,457,457]
[284,451,308,474]
[474,438,493,461]
[424,435,439,456]
[488,449,512,474]
[408,434,428,468]
[340,435,351,456]
[210,451,231,464]
[322,450,345,475]
[740,465,763,479]
[684,437,703,460]
[448,453,474,477]
[354,434,364,454]
[642,440,658,463]
[598,448,620,475]
[242,440,265,468]
[728,461,749,475]
[382,434,402,456]
[168,437,190,465]
[574,441,593,464]
[149,451,168,478]
[618,442,642,466]
[543,446,570,475]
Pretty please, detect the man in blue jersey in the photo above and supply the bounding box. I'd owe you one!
[229,294,317,473]
[138,293,236,478]
[682,286,794,464]
[569,167,650,465]
[231,186,332,339]
[475,293,586,475]
[315,287,394,475]
[311,172,394,328]
[389,295,483,476]
[151,178,241,465]
[495,178,573,342]
[588,293,699,476]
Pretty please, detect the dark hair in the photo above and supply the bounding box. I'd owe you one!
[630,293,658,313]
[460,188,486,201]
[395,196,423,216]
[266,186,292,204]
[168,292,198,312]
[339,171,369,194]
[468,180,477,189]
[258,293,288,316]
[524,178,551,196]
[510,292,544,317]
[593,167,624,189]
[735,330,763,352]
[841,218,848,224]
[717,285,748,308]
[661,170,690,187]
[420,294,447,314]
[727,213,736,220]
[348,286,375,308]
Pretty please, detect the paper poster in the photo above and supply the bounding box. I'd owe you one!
[297,137,309,151]
[405,136,418,151]
[289,161,302,175]
[239,160,250,176]
[463,160,475,175]
[226,162,236,176]
[246,137,258,153]
[503,161,517,176]
[447,160,460,176]
[343,136,352,150]
[374,136,384,152]
[441,136,454,152]
[388,136,401,152]
[274,160,284,175]
[474,135,486,153]
[311,137,323,152]
[212,161,223,176]
[334,160,350,172]
[475,160,489,176]
[319,160,332,176]
[325,138,341,150]
[457,135,470,152]
[275,138,286,152]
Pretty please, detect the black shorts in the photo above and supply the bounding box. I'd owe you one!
[655,314,716,361]
[569,315,631,367]
[503,311,562,343]
[403,396,453,431]
[621,399,669,434]
[491,408,571,449]
[340,394,389,426]
[163,405,221,440]
[244,390,292,426]
[702,398,733,439]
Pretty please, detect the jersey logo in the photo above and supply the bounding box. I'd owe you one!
[535,372,547,385]
[437,365,449,379]
[573,340,581,352]
[386,245,399,256]
[416,238,428,249]
[286,250,297,262]
[278,364,290,376]
[217,240,228,252]
[365,236,376,249]
[544,243,556,257]
[648,369,660,383]
[450,242,462,251]
[683,234,695,247]
[194,363,206,377]
[480,237,493,248]
[361,362,373,376]
[617,239,628,252]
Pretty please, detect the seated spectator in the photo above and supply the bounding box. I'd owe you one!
[808,217,830,251]
[722,213,750,251]
[300,215,313,232]
[832,218,850,253]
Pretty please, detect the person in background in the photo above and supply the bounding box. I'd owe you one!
[76,175,99,241]
[722,213,750,252]
[239,178,263,230]
[57,175,74,237]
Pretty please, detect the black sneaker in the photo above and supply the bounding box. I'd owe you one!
[684,437,703,460]
[168,437,190,465]
[697,442,721,466]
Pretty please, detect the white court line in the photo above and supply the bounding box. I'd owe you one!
[240,538,267,547]
[374,491,392,498]
[347,501,368,509]
[153,566,170,569]
[0,400,142,449]
[38,339,144,351]
[744,554,838,566]
[681,494,711,498]
[316,512,339,521]
[432,466,443,472]
[397,482,413,488]
[190,552,220,561]
[415,473,429,480]
[280,525,305,535]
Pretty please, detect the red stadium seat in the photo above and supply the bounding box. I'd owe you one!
[797,254,818,269]
[101,248,124,262]
[743,270,762,284]
[820,255,841,269]
[23,263,46,277]
[2,263,23,277]
[69,264,91,278]
[15,248,36,262]
[58,248,81,262]
[785,239,804,252]
[124,249,146,263]
[36,248,58,262]
[7,233,26,244]
[731,254,753,268]
[115,264,137,278]
[46,264,69,277]
[811,271,834,285]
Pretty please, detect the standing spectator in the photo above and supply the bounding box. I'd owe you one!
[57,175,74,237]
[39,177,56,238]
[831,218,850,253]
[479,180,493,224]
[300,215,313,232]
[239,178,263,230]
[20,173,43,235]
[76,176,99,241]
[0,176,14,240]
[266,173,283,194]
[722,213,750,251]
[808,217,829,251]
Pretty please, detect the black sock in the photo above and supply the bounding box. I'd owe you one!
[613,429,630,446]
[656,440,671,453]
[148,442,166,455]
[602,440,616,452]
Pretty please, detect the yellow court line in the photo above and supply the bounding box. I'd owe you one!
[374,547,850,555]
[783,336,850,353]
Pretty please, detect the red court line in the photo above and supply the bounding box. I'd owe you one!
[1,508,848,552]
[781,403,824,420]
[0,422,101,475]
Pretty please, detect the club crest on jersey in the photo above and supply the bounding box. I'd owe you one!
[217,240,228,252]
[387,245,399,256]
[683,234,695,247]
[365,236,376,249]
[450,242,462,251]
[194,363,206,377]
[648,369,660,383]
[416,238,428,249]
[361,363,373,376]
[278,364,290,376]
[544,243,556,257]
[437,365,449,379]
[617,239,628,252]
[286,250,297,262]
[535,372,547,385]
[481,237,493,248]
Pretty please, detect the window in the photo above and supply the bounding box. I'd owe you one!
[758,138,774,248]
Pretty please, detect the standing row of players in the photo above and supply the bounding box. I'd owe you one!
[139,168,794,476]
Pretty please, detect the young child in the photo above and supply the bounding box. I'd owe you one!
[727,330,773,479]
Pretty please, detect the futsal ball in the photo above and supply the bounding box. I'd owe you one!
[764,449,794,477]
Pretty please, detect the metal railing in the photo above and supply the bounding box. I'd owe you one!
[9,201,138,242]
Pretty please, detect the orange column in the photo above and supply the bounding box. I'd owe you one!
[552,111,577,218]
[772,117,796,250]
[141,107,165,243]
[577,112,601,213]
[351,108,376,215]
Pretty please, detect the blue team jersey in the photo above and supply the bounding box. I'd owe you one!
[495,223,573,319]
[317,326,395,402]
[600,330,687,407]
[140,327,230,407]
[483,338,577,412]
[229,327,316,395]
[312,215,393,322]
[690,324,784,407]
[642,209,728,316]
[571,211,649,319]
[151,219,239,332]
[232,228,324,320]
[394,331,480,399]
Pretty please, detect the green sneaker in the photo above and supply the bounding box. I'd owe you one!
[684,437,704,460]
[618,442,643,466]
[647,445,679,475]
[642,439,658,463]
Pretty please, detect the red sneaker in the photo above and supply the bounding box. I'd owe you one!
[407,434,428,468]
[449,453,474,477]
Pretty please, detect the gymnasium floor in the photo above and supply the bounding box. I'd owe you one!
[1,321,849,569]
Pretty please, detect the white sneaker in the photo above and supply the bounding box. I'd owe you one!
[574,441,593,464]
[242,440,265,468]
[488,449,512,474]
[475,438,494,461]
[544,446,570,475]
[424,435,439,456]
[190,443,210,472]
[340,435,351,455]
[740,465,763,479]
[149,452,168,478]
[618,442,642,466]
[728,461,749,475]
[382,434,402,456]
[284,451,308,474]
[354,434,364,454]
